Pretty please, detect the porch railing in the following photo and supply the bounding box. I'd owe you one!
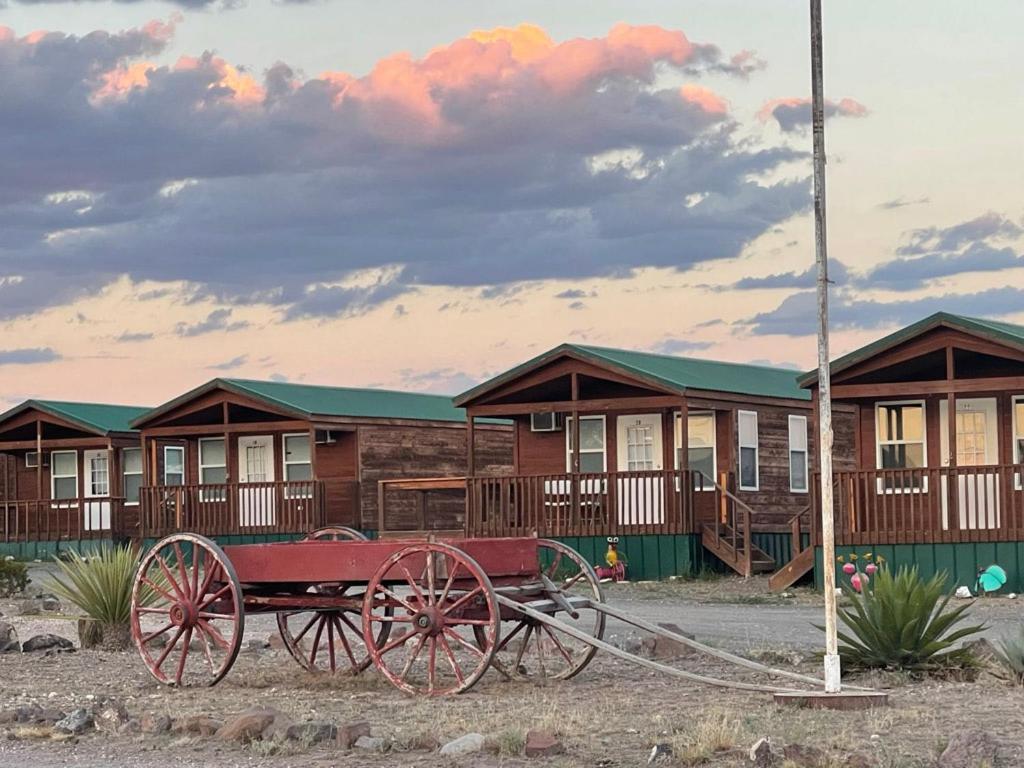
[1,497,127,543]
[139,480,326,539]
[816,465,1024,545]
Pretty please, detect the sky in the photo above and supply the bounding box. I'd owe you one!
[0,0,1022,409]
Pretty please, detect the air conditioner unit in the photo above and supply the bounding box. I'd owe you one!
[530,412,563,432]
[314,429,337,445]
[25,452,49,468]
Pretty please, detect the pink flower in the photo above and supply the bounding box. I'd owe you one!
[865,563,878,575]
[842,563,856,575]
[850,573,863,592]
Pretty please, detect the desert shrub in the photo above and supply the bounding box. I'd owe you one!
[0,558,29,597]
[47,545,155,650]
[827,565,985,673]
[993,627,1024,684]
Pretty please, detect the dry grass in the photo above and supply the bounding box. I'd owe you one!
[668,709,742,765]
[485,728,526,756]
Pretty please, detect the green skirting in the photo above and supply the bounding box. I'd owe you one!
[814,542,1024,594]
[546,534,702,581]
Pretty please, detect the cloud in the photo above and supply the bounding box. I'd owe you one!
[208,354,247,370]
[758,97,868,133]
[650,338,713,355]
[731,260,850,290]
[0,347,62,365]
[877,196,930,210]
[175,308,248,336]
[0,21,808,322]
[396,367,480,395]
[555,289,589,300]
[116,331,154,342]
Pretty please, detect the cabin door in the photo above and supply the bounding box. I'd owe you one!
[83,449,111,531]
[940,398,1000,530]
[616,414,664,524]
[237,435,276,527]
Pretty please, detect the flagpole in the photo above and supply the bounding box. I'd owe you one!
[810,0,840,693]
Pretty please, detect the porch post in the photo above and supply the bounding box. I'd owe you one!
[570,373,580,532]
[945,346,957,469]
[35,419,42,499]
[466,411,476,477]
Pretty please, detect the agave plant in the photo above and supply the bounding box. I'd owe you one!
[994,627,1024,684]
[47,545,156,650]
[826,565,985,673]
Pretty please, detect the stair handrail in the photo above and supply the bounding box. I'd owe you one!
[703,472,757,577]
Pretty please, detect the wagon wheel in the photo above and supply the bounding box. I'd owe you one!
[304,526,367,542]
[278,525,385,674]
[131,534,244,687]
[363,542,499,696]
[477,539,604,681]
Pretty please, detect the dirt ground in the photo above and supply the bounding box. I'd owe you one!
[3,574,1023,767]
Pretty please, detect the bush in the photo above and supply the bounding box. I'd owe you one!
[47,546,153,650]
[827,565,985,673]
[994,627,1024,685]
[0,558,29,597]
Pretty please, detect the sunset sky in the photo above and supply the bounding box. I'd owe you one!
[1,1,1022,409]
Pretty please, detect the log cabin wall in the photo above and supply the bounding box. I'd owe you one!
[360,423,513,530]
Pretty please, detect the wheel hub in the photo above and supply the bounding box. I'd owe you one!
[169,601,197,628]
[412,608,445,635]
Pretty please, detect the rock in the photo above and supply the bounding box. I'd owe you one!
[405,732,440,751]
[954,586,972,599]
[246,638,270,652]
[0,621,19,652]
[94,702,130,733]
[749,737,779,768]
[439,733,486,756]
[0,709,19,724]
[286,722,337,744]
[938,731,1002,768]
[174,715,223,737]
[17,600,42,616]
[44,645,76,657]
[354,735,386,751]
[216,708,284,743]
[643,623,694,660]
[21,634,74,653]
[647,744,673,764]
[337,721,372,748]
[140,713,172,734]
[268,633,288,651]
[41,597,60,612]
[525,730,563,758]
[54,709,94,735]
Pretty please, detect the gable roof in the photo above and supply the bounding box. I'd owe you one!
[132,378,492,428]
[0,400,150,435]
[798,312,1024,387]
[455,343,810,406]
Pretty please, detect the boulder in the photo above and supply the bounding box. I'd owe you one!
[41,597,60,612]
[938,731,1002,768]
[140,713,172,734]
[641,623,695,660]
[173,715,223,737]
[216,708,285,743]
[93,701,129,733]
[524,730,563,758]
[286,722,337,744]
[54,708,94,735]
[354,735,387,751]
[0,621,18,652]
[439,733,486,756]
[337,721,372,748]
[21,634,74,653]
[17,600,42,616]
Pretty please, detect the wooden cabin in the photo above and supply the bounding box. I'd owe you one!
[0,400,150,557]
[799,312,1024,592]
[131,378,512,542]
[394,344,856,580]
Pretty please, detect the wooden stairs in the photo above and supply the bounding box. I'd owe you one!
[767,505,816,592]
[702,523,775,576]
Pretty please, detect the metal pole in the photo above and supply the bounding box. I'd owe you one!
[810,0,840,693]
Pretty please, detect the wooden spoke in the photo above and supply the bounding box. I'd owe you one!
[304,526,368,542]
[140,623,174,645]
[442,586,483,616]
[278,603,389,676]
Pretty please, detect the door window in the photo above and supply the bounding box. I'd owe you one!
[163,446,184,486]
[955,411,988,466]
[88,452,109,496]
[625,423,655,471]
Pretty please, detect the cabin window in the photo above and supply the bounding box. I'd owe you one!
[788,415,809,493]
[676,412,717,491]
[283,434,313,498]
[199,438,227,501]
[87,452,109,496]
[122,448,142,505]
[1014,396,1024,489]
[738,411,759,491]
[565,416,606,473]
[876,401,926,492]
[51,451,78,500]
[163,446,185,486]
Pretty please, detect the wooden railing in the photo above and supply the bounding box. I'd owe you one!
[700,473,757,575]
[139,480,326,539]
[467,469,697,538]
[816,465,1024,545]
[1,497,127,542]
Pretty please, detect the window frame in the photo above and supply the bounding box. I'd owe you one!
[282,432,313,498]
[675,411,717,492]
[50,450,79,503]
[564,415,607,473]
[198,437,227,502]
[737,410,759,491]
[122,447,143,506]
[788,414,809,494]
[1013,395,1024,490]
[875,399,928,495]
[163,446,185,487]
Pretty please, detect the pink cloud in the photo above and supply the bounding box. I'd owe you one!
[758,96,869,131]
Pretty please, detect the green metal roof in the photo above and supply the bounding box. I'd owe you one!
[133,378,499,427]
[798,312,1024,387]
[455,343,810,405]
[0,400,150,435]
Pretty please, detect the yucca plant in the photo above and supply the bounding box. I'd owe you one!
[47,545,156,651]
[825,565,985,674]
[993,627,1024,684]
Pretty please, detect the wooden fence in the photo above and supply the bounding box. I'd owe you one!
[1,497,127,542]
